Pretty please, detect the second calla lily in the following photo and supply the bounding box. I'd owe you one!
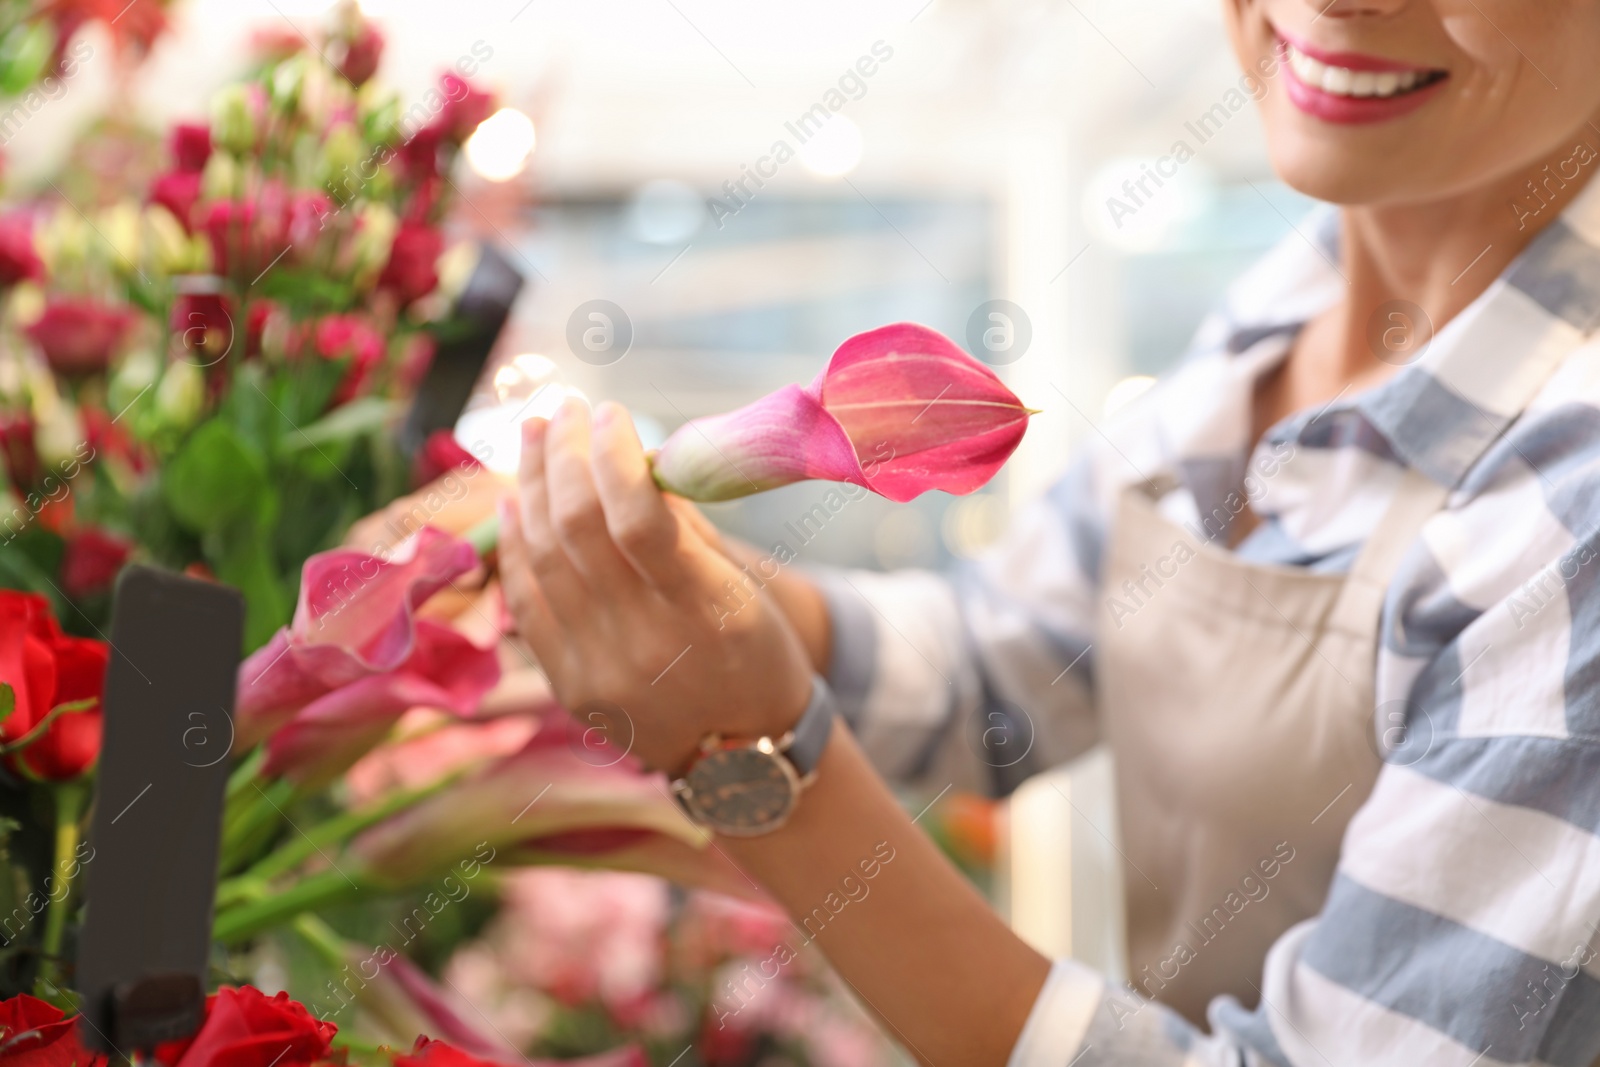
[651,322,1033,503]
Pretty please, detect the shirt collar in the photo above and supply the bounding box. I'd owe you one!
[1225,181,1600,489]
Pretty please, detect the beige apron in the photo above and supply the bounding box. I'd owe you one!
[1097,467,1448,1025]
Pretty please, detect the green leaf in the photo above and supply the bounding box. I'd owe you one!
[212,529,290,652]
[0,684,13,726]
[0,22,56,96]
[284,397,400,450]
[162,420,270,533]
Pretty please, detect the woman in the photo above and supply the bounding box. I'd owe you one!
[493,1,1600,1063]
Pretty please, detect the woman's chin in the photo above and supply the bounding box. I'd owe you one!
[1262,134,1444,207]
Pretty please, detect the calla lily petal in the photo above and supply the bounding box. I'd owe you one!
[353,952,522,1062]
[349,712,751,898]
[652,322,1031,503]
[261,624,501,786]
[235,527,499,781]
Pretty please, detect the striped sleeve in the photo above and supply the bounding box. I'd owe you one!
[812,451,1106,795]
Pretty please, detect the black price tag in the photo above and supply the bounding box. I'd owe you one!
[75,566,243,1054]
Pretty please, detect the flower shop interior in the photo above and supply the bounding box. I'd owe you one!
[0,1,1310,1065]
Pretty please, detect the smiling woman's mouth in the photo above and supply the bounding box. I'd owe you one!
[1275,31,1448,123]
[1283,41,1446,98]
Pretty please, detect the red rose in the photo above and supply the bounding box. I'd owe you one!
[312,315,386,406]
[394,1037,645,1067]
[0,213,42,287]
[80,405,145,475]
[150,172,203,231]
[0,412,39,490]
[435,73,494,142]
[412,430,481,487]
[169,123,212,174]
[152,988,337,1067]
[0,993,105,1067]
[61,529,132,600]
[25,299,133,376]
[377,223,442,305]
[332,22,384,88]
[0,592,108,781]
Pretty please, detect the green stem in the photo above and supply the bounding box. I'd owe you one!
[226,746,267,802]
[291,914,350,970]
[38,782,87,988]
[463,513,498,558]
[219,778,295,875]
[234,777,452,885]
[212,866,366,945]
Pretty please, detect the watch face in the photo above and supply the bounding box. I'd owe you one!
[683,746,799,836]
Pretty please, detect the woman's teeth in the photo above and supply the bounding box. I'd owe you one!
[1284,43,1436,98]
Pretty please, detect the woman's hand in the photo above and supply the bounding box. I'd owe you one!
[497,397,815,774]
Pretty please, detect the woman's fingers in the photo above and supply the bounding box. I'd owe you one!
[590,401,715,598]
[496,496,567,675]
[514,415,594,625]
[543,398,648,598]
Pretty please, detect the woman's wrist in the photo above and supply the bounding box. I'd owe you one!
[719,725,1049,1066]
[724,539,834,674]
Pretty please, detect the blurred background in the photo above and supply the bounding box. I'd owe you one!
[6,0,1319,1058]
[15,0,1314,573]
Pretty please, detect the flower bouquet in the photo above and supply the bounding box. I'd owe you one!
[0,7,1034,1062]
[0,0,495,650]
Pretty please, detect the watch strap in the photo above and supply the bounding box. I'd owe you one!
[784,674,836,777]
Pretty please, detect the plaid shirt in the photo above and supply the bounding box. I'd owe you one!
[817,184,1600,1065]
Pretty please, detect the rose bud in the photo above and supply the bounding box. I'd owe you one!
[0,211,43,286]
[61,527,133,600]
[652,322,1034,502]
[168,122,212,173]
[377,221,443,305]
[313,314,386,405]
[332,20,384,88]
[149,171,202,231]
[436,72,495,142]
[210,84,264,156]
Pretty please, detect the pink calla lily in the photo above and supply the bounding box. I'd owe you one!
[235,526,500,786]
[651,322,1033,502]
[349,711,763,901]
[353,951,525,1062]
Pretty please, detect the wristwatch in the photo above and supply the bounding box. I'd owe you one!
[670,675,837,837]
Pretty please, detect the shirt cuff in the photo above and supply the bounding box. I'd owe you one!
[1006,959,1103,1067]
[811,569,878,730]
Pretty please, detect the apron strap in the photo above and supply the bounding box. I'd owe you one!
[1327,468,1451,636]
